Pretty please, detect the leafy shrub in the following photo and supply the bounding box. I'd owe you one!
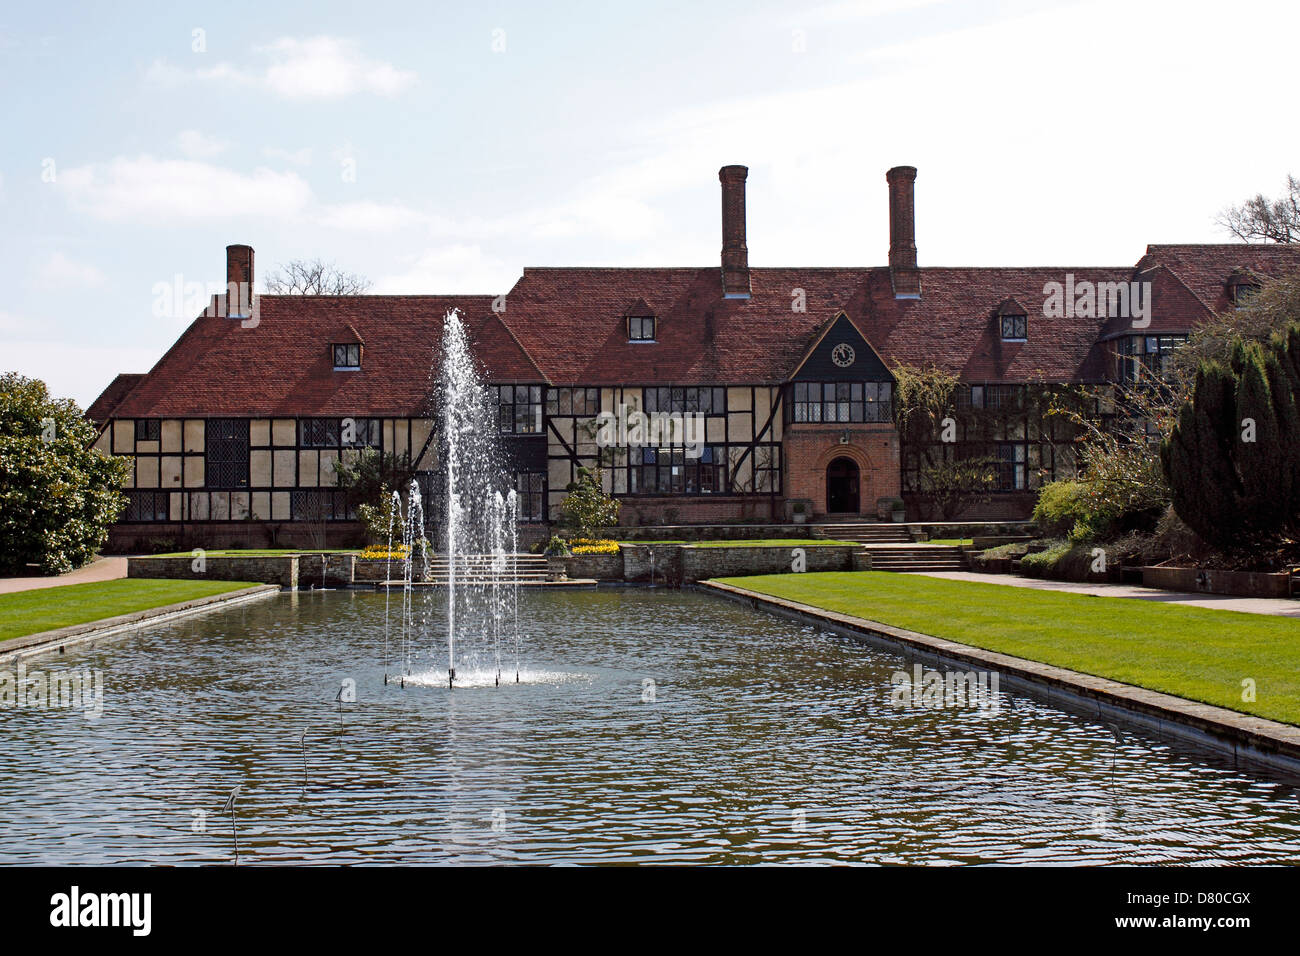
[1017,540,1072,577]
[543,535,571,556]
[1032,481,1120,542]
[1162,325,1300,554]
[0,373,130,574]
[560,467,619,537]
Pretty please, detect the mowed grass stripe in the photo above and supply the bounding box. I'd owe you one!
[0,579,263,642]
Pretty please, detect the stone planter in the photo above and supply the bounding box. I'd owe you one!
[546,555,569,582]
[1141,566,1293,599]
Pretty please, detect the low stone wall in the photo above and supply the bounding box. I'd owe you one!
[680,544,857,583]
[354,558,396,583]
[127,555,300,588]
[611,523,818,543]
[622,545,686,585]
[564,552,624,581]
[1142,566,1293,599]
[298,553,355,589]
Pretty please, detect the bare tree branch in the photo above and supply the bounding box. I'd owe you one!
[264,258,374,295]
[1215,175,1300,243]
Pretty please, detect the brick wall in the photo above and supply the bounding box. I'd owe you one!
[616,496,781,525]
[783,424,900,517]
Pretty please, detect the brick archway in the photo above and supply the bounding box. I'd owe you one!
[814,444,872,516]
[812,443,872,475]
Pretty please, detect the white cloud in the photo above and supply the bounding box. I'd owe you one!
[0,310,34,335]
[177,129,228,159]
[798,0,951,22]
[146,36,415,100]
[259,36,415,99]
[317,200,441,232]
[2,340,162,409]
[59,155,314,223]
[264,145,313,166]
[375,245,516,294]
[34,252,106,289]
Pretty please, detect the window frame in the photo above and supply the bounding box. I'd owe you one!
[628,314,656,342]
[332,343,362,370]
[1000,314,1028,342]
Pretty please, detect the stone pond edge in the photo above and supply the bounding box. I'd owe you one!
[698,579,1300,781]
[0,584,282,664]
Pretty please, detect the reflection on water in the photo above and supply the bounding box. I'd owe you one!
[1,588,1298,865]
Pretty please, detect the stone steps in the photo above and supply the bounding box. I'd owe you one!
[861,544,968,573]
[815,523,913,544]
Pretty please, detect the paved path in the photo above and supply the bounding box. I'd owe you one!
[0,557,129,595]
[912,570,1300,617]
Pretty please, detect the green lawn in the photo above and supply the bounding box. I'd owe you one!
[923,538,972,546]
[0,579,263,642]
[617,538,860,548]
[714,571,1300,726]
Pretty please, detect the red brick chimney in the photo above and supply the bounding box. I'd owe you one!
[226,243,254,316]
[719,165,751,299]
[886,166,920,299]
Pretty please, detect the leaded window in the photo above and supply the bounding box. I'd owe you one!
[790,381,892,423]
[205,418,249,489]
[494,385,543,434]
[332,344,361,369]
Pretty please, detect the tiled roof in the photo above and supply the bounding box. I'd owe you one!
[110,295,516,417]
[85,373,145,424]
[1138,243,1300,315]
[95,243,1300,418]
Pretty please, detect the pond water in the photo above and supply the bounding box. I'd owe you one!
[1,588,1298,864]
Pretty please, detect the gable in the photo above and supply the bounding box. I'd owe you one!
[791,313,892,381]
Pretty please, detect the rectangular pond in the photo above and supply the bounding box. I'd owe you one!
[1,587,1297,864]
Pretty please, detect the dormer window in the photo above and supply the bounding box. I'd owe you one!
[994,297,1028,342]
[625,297,656,342]
[332,344,361,370]
[629,315,656,341]
[1227,270,1262,309]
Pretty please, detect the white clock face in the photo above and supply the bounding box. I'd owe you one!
[831,343,856,368]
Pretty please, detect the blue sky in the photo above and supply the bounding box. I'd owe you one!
[3,0,1298,407]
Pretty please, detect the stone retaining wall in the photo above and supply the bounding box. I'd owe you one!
[297,553,355,589]
[620,545,686,585]
[128,555,300,588]
[679,544,857,583]
[1142,566,1293,599]
[564,552,624,581]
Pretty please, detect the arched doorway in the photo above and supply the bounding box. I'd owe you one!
[826,457,860,514]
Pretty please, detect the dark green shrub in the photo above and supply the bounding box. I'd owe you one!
[1162,324,1300,553]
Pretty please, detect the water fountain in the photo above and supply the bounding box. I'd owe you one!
[381,309,523,689]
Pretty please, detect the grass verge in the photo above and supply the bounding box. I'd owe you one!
[0,579,263,642]
[714,571,1300,726]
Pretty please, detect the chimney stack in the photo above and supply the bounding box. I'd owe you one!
[719,165,751,299]
[226,244,255,316]
[886,166,920,299]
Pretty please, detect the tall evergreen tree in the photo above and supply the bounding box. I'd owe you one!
[1161,324,1300,553]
